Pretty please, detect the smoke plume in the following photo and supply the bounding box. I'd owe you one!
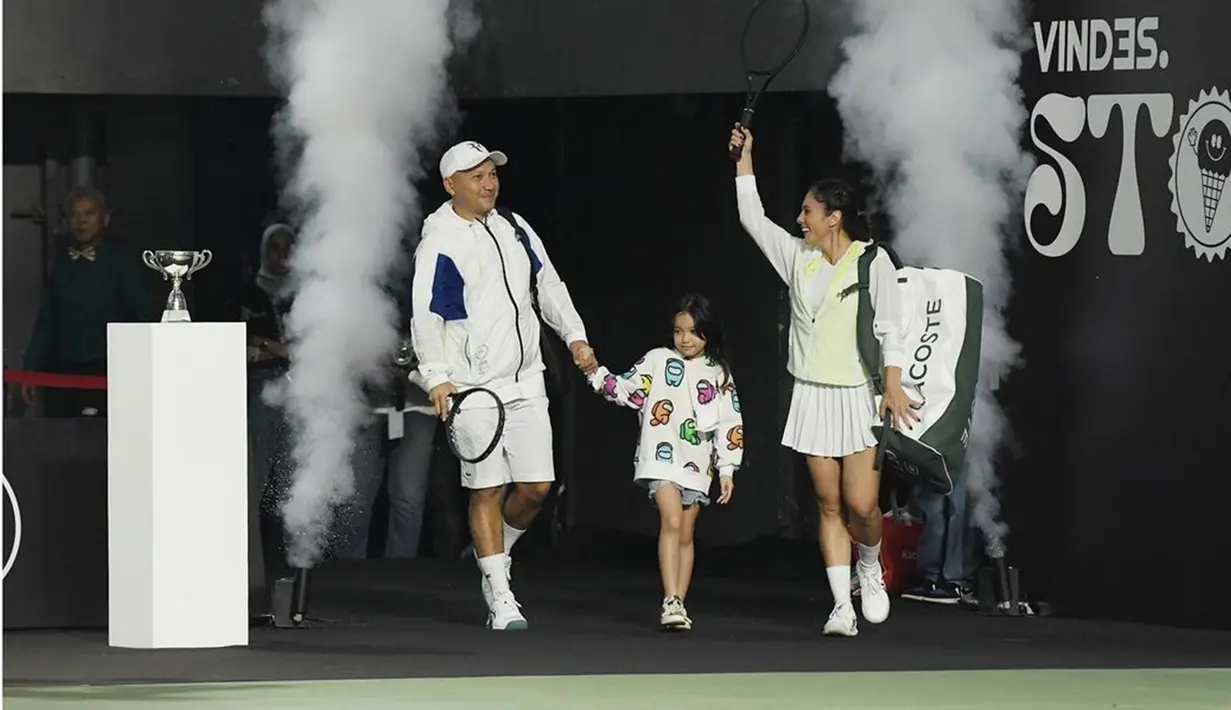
[829,0,1034,556]
[263,0,477,567]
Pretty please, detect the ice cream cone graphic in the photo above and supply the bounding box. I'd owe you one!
[1169,88,1231,261]
[1188,119,1231,233]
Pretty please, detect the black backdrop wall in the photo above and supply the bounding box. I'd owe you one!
[4,1,1229,631]
[1009,2,1231,627]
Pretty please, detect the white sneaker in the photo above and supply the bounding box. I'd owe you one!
[479,555,513,608]
[660,596,688,630]
[487,591,528,631]
[856,561,891,624]
[823,602,859,637]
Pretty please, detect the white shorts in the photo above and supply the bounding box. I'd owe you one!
[459,396,555,490]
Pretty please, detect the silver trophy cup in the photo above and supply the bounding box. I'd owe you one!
[142,250,213,323]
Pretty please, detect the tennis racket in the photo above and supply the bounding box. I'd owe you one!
[729,0,812,161]
[444,387,506,464]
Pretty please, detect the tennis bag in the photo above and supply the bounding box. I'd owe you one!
[854,243,983,496]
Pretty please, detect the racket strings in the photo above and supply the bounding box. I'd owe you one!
[447,392,504,463]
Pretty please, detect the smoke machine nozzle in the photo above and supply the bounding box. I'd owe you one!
[273,567,313,628]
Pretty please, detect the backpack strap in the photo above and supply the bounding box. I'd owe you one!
[844,240,906,474]
[495,206,544,316]
[848,241,902,397]
[494,206,568,395]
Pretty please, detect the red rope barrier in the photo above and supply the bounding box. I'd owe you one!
[2,371,108,390]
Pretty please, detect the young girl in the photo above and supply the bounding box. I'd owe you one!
[587,293,744,631]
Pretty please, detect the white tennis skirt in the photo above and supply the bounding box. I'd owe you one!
[782,379,879,458]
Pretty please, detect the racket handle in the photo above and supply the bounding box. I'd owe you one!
[874,416,893,472]
[729,107,756,162]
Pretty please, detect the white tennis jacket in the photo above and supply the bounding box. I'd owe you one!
[410,201,588,402]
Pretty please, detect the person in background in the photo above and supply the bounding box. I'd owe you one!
[241,222,297,614]
[902,473,982,605]
[21,187,155,417]
[243,222,297,490]
[330,253,439,561]
[386,346,442,558]
[331,347,439,561]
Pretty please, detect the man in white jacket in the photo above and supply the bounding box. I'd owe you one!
[410,140,596,630]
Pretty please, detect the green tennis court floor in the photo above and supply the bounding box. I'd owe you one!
[6,669,1230,709]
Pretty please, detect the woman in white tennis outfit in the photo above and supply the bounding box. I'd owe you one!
[729,125,920,637]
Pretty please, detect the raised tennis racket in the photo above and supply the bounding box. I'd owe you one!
[444,387,506,464]
[729,0,811,161]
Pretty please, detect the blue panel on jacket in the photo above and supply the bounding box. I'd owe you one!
[429,254,467,321]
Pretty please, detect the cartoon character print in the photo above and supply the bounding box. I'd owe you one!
[655,442,674,463]
[678,418,701,446]
[696,378,716,405]
[650,399,674,427]
[664,358,685,387]
[629,373,653,408]
[729,387,740,414]
[683,462,701,473]
[622,354,646,377]
[726,425,744,451]
[602,373,619,400]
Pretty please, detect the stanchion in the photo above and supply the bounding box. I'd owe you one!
[976,540,1048,616]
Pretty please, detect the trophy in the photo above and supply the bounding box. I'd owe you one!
[142,250,213,323]
[379,336,416,410]
[394,336,415,368]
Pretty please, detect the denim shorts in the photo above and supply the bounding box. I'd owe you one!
[644,479,711,509]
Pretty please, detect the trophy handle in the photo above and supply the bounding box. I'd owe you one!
[187,250,213,279]
[141,250,169,280]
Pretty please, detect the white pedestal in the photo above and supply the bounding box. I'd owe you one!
[106,322,249,649]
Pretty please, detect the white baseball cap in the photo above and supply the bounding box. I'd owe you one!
[439,141,508,178]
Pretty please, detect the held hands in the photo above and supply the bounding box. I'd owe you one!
[728,124,754,175]
[428,340,595,420]
[569,340,598,376]
[428,382,457,420]
[717,476,735,505]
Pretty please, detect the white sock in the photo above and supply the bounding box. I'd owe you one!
[857,541,882,569]
[478,554,511,596]
[502,520,525,555]
[827,566,852,607]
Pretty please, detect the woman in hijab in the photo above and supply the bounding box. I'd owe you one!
[244,223,295,365]
[242,222,297,613]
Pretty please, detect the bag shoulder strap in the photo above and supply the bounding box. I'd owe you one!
[852,241,903,396]
[495,206,543,315]
[494,206,569,394]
